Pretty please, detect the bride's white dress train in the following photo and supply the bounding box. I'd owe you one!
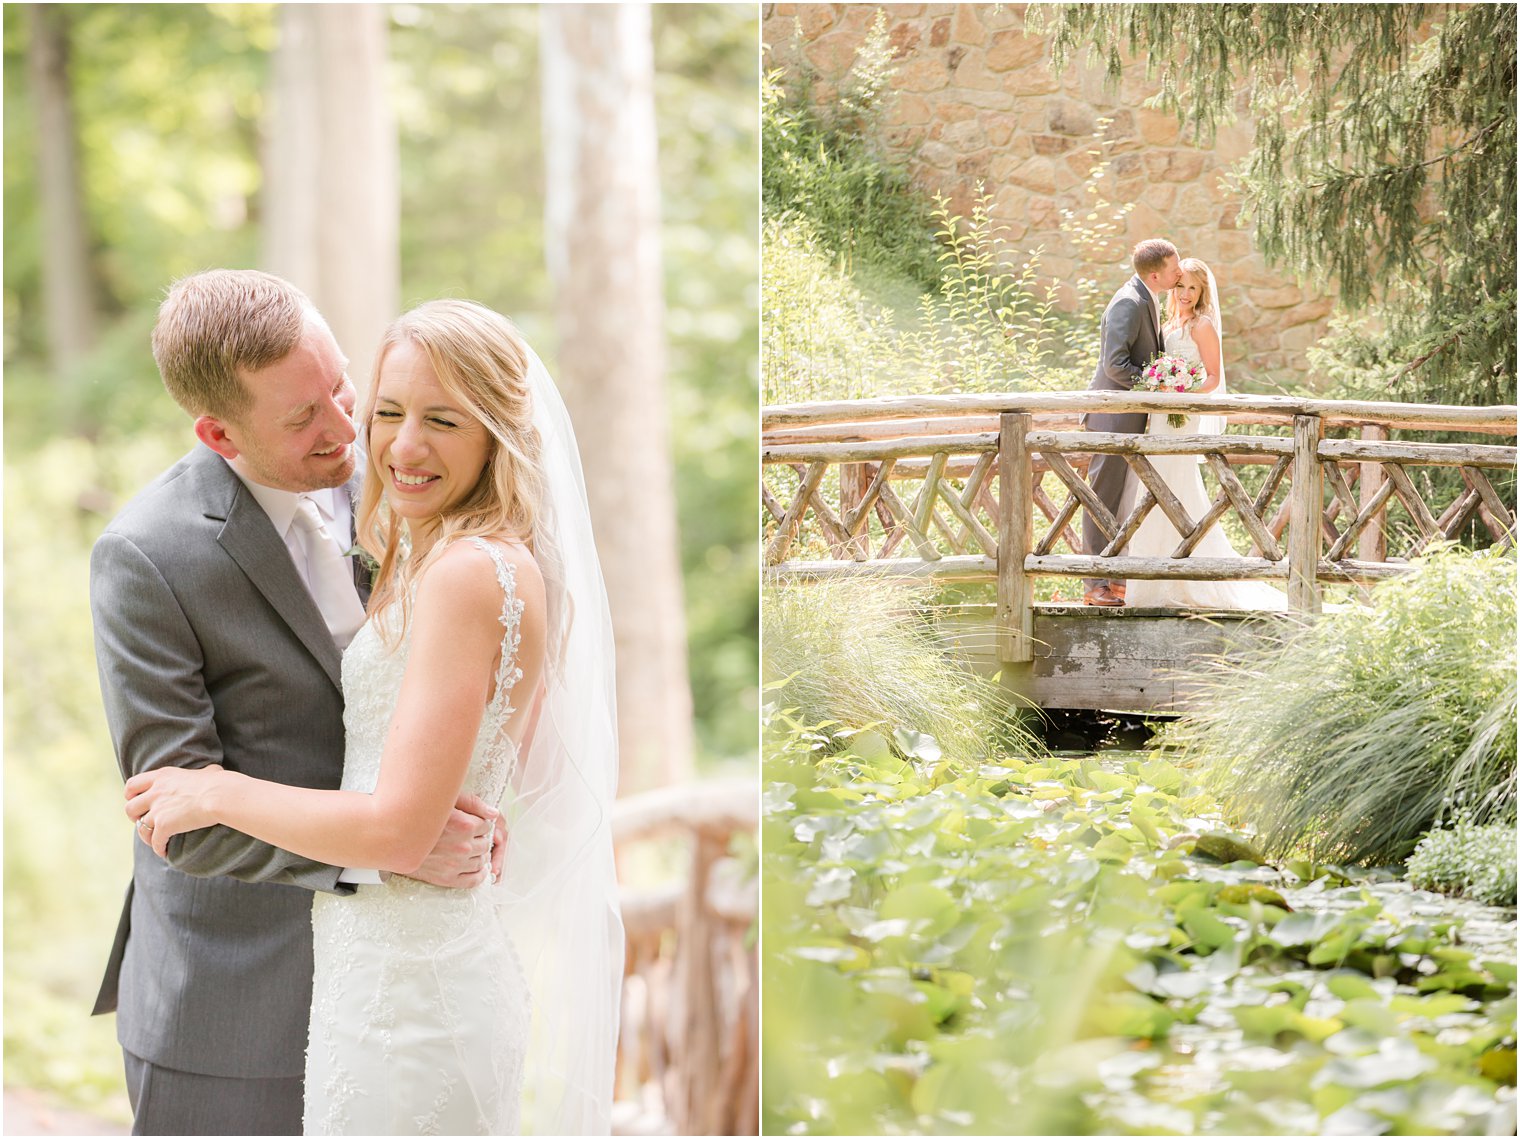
[305,537,530,1135]
[1122,321,1288,611]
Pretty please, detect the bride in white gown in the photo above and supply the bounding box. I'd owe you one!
[1121,258,1288,610]
[125,300,623,1135]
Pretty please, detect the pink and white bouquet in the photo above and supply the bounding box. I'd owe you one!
[1136,355,1207,427]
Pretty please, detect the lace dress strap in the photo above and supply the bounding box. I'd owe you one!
[463,536,525,720]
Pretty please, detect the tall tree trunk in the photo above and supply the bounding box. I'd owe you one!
[541,4,695,794]
[262,3,398,396]
[26,3,99,375]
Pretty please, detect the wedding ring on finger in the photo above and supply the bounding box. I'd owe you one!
[137,817,153,832]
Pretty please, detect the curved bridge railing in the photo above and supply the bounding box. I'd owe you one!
[762,391,1517,663]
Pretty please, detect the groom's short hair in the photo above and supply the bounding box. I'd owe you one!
[1132,239,1178,276]
[152,269,323,420]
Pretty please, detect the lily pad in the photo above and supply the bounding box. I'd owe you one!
[1082,992,1175,1039]
[1325,972,1380,1002]
[1217,883,1290,910]
[1181,907,1239,952]
[1315,1038,1438,1089]
[879,883,960,939]
[1477,1046,1517,1085]
[1268,910,1335,947]
[1194,831,1267,865]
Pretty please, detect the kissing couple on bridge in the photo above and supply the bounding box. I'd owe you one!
[1080,237,1290,612]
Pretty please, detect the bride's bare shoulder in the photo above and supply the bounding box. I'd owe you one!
[421,537,545,617]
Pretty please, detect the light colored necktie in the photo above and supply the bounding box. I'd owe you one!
[292,496,367,649]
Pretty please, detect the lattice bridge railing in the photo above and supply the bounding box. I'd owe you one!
[762,391,1517,662]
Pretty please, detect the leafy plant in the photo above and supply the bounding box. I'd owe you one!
[891,188,1080,395]
[1407,820,1519,907]
[1168,545,1517,865]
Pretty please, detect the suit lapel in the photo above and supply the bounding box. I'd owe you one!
[192,449,345,691]
[1133,275,1160,356]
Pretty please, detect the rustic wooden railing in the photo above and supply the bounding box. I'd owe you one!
[612,778,757,1136]
[763,392,1517,663]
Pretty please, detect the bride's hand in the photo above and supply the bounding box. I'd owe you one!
[124,764,229,857]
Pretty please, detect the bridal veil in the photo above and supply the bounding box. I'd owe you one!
[1195,264,1228,437]
[492,345,623,1135]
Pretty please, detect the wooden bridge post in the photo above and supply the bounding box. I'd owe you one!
[838,462,870,559]
[1358,423,1389,562]
[1289,413,1324,615]
[997,412,1034,662]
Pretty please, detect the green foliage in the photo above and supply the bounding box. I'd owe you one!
[4,432,186,1123]
[1169,546,1517,865]
[1408,821,1519,907]
[388,4,546,315]
[764,720,1517,1134]
[762,578,1033,766]
[652,4,761,764]
[761,11,940,297]
[1038,3,1518,405]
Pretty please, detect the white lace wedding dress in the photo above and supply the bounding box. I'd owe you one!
[305,537,531,1135]
[1121,321,1288,610]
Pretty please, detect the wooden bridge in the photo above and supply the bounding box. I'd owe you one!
[763,391,1517,713]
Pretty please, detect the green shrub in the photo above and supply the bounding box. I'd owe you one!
[1407,820,1519,906]
[1168,545,1517,865]
[762,12,941,295]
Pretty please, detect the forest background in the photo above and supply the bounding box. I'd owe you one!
[3,3,757,1121]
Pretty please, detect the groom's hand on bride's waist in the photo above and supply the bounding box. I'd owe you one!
[406,792,499,889]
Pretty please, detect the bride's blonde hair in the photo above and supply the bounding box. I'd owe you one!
[1166,257,1215,326]
[355,300,544,644]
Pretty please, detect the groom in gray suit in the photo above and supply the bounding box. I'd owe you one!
[90,270,500,1135]
[1081,239,1182,606]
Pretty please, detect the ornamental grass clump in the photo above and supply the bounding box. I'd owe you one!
[762,578,1031,766]
[1170,545,1516,865]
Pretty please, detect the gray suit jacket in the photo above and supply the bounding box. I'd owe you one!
[1084,273,1163,435]
[90,444,368,1079]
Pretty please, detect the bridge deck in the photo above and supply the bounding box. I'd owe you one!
[940,601,1299,714]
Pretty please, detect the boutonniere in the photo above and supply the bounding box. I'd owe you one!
[345,544,380,580]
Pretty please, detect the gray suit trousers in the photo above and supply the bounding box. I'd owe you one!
[124,1050,302,1136]
[1082,450,1134,581]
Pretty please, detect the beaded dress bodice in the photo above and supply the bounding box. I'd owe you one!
[338,539,525,809]
[305,537,531,1136]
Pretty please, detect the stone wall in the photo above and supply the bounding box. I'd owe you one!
[763,3,1336,383]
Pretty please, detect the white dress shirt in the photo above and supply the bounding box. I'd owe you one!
[226,460,382,886]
